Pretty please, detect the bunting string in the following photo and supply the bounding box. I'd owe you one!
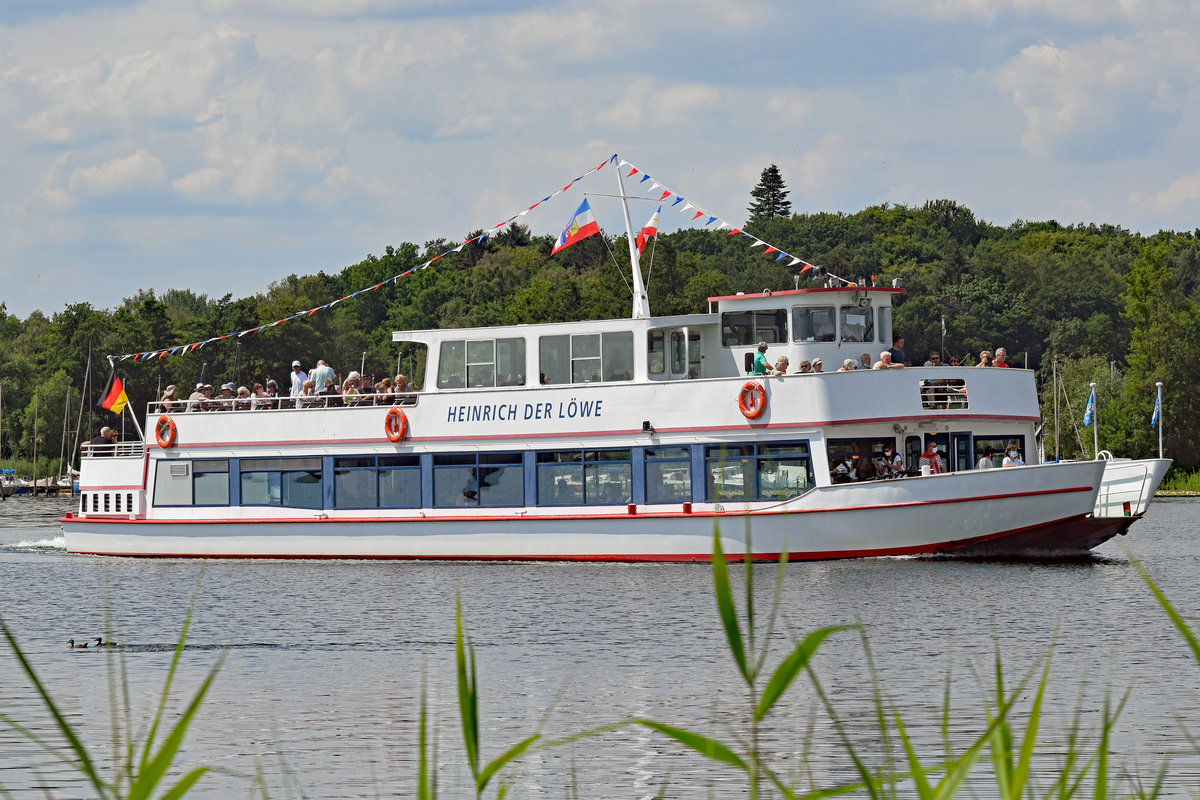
[111,153,819,362]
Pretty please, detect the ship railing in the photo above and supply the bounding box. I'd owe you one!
[80,441,145,459]
[1093,461,1153,518]
[145,391,419,416]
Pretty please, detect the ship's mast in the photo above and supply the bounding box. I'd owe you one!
[616,163,651,319]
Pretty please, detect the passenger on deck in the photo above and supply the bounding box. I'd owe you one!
[158,385,180,413]
[976,350,993,367]
[873,351,904,370]
[217,383,235,409]
[750,342,771,376]
[976,446,995,469]
[795,360,812,374]
[309,360,335,393]
[838,359,856,372]
[290,361,308,397]
[994,347,1011,368]
[361,375,375,400]
[342,372,362,405]
[235,386,251,410]
[812,359,824,373]
[772,356,789,375]
[250,382,268,409]
[374,377,394,405]
[860,352,872,369]
[919,439,946,474]
[263,380,281,409]
[88,426,117,455]
[925,351,942,366]
[854,455,876,481]
[199,384,215,411]
[395,374,413,394]
[187,383,205,412]
[1002,444,1024,467]
[321,377,343,408]
[886,334,906,366]
[881,444,904,477]
[948,355,962,366]
[300,379,320,407]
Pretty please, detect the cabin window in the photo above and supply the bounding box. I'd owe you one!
[433,452,523,508]
[537,449,632,506]
[334,455,421,509]
[973,437,1025,469]
[645,447,691,504]
[539,332,634,385]
[905,436,922,473]
[670,331,687,374]
[240,457,322,509]
[721,310,787,347]
[193,460,230,506]
[438,338,525,389]
[705,441,812,501]
[839,305,874,343]
[648,331,665,375]
[826,439,896,483]
[919,378,968,410]
[688,331,702,378]
[791,306,836,342]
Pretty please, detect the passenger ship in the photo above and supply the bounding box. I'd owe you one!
[62,171,1169,560]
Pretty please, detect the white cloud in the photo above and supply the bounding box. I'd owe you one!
[766,89,816,126]
[596,79,722,129]
[903,0,1189,23]
[1140,168,1200,210]
[68,148,167,195]
[996,30,1200,156]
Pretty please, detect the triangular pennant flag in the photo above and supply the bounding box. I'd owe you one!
[672,197,684,206]
[682,203,694,212]
[639,174,651,183]
[775,252,788,261]
[626,167,638,177]
[751,239,766,248]
[691,210,704,220]
[726,228,741,236]
[659,190,671,201]
[706,216,717,225]
[764,246,778,255]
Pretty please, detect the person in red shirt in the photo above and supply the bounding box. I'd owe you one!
[994,347,1010,367]
[919,439,946,474]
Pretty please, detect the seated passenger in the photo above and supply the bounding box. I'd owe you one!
[217,382,235,409]
[854,456,876,481]
[880,444,904,477]
[794,360,812,374]
[374,377,394,405]
[158,385,180,413]
[812,358,824,373]
[234,386,251,411]
[859,352,872,369]
[199,384,216,411]
[321,377,343,408]
[772,356,789,375]
[976,350,993,367]
[830,457,852,484]
[263,380,281,409]
[873,351,904,370]
[1002,444,1024,467]
[250,382,267,409]
[837,359,856,372]
[919,440,946,474]
[300,379,320,408]
[976,446,995,470]
[342,372,361,405]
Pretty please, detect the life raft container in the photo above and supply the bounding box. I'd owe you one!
[155,415,177,448]
[384,407,409,442]
[737,381,767,419]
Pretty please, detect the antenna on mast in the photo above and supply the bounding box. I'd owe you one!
[615,161,651,319]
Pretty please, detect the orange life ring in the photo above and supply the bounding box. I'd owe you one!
[738,381,767,419]
[155,415,177,449]
[384,407,409,442]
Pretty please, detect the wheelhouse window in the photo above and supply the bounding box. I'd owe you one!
[648,331,665,375]
[706,442,812,501]
[433,452,523,508]
[538,449,632,506]
[240,457,322,508]
[334,455,421,509]
[645,447,691,504]
[539,332,634,385]
[438,337,525,389]
[722,310,787,347]
[919,378,968,410]
[791,306,836,342]
[839,305,874,343]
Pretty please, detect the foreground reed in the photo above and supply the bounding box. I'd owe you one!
[1,538,1196,797]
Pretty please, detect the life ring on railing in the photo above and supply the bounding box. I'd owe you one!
[155,415,177,449]
[737,381,767,419]
[384,407,409,442]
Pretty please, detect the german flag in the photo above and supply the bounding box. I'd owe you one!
[98,370,129,414]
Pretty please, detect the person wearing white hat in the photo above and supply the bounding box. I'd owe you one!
[289,360,308,398]
[187,382,205,412]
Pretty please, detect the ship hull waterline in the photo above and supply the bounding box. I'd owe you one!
[62,461,1108,561]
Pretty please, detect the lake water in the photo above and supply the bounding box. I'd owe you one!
[1,495,1199,798]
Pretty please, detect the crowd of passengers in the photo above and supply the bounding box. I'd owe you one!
[829,438,1025,483]
[156,359,418,413]
[749,334,1016,375]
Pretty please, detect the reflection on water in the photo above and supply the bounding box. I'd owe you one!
[2,496,1200,797]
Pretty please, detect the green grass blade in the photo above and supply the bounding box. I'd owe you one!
[1136,559,1200,663]
[455,596,480,782]
[1011,654,1052,795]
[635,719,748,770]
[0,618,108,797]
[139,588,200,775]
[477,734,540,791]
[711,525,749,682]
[126,653,225,800]
[755,626,853,721]
[893,713,935,799]
[158,767,209,800]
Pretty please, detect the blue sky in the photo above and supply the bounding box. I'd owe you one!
[2,0,1199,318]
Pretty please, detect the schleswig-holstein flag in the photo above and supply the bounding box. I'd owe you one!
[551,199,600,255]
[1151,392,1161,429]
[1083,387,1096,428]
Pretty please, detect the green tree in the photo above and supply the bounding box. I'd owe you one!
[746,165,791,225]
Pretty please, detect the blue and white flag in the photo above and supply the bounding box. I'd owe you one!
[1151,393,1161,429]
[1083,387,1096,428]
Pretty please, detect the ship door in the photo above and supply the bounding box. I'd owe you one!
[669,329,691,380]
[950,432,972,472]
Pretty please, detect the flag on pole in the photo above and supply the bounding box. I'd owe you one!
[1083,387,1096,428]
[551,199,600,255]
[1151,392,1161,428]
[98,370,129,414]
[941,315,946,337]
[636,204,661,256]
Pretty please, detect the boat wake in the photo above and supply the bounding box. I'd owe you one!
[5,536,66,551]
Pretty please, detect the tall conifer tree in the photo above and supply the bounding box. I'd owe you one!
[747,164,791,223]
